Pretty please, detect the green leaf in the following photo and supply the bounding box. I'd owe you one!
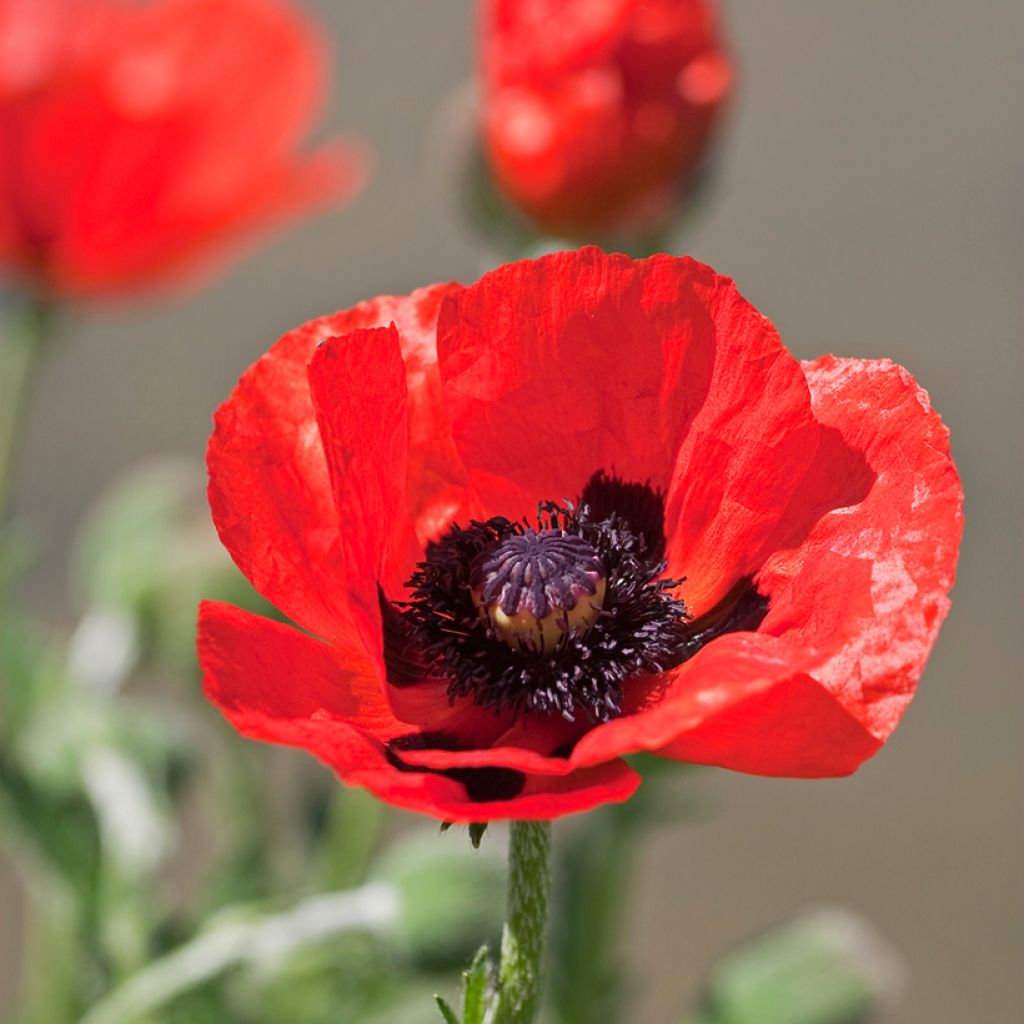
[435,995,460,1024]
[689,908,904,1024]
[468,823,487,849]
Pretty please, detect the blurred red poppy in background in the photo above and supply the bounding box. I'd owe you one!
[0,0,365,298]
[199,248,962,823]
[480,0,733,238]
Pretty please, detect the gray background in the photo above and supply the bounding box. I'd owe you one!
[2,1,1021,1021]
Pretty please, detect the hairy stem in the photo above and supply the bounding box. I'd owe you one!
[494,820,552,1024]
[0,297,54,524]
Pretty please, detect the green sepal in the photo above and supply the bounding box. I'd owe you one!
[462,944,495,1024]
[438,820,489,849]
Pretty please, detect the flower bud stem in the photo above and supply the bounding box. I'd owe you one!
[0,297,55,527]
[494,820,552,1024]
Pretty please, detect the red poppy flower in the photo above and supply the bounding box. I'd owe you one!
[0,0,364,297]
[480,0,733,237]
[200,248,962,823]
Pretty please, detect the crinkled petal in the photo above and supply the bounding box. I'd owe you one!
[659,271,822,613]
[571,633,882,776]
[207,284,461,645]
[565,356,961,777]
[755,356,963,739]
[439,249,812,525]
[208,323,351,645]
[308,325,414,656]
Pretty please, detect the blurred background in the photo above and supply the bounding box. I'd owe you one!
[2,1,1021,1022]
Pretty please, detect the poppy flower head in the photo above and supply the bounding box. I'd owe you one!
[200,248,962,823]
[479,0,733,237]
[0,0,366,297]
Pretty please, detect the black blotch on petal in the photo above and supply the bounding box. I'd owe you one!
[447,766,525,803]
[388,731,462,754]
[385,732,526,804]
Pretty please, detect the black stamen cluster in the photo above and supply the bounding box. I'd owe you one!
[398,501,692,723]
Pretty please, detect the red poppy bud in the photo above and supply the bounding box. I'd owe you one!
[479,0,733,237]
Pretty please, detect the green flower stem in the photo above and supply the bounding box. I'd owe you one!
[494,820,552,1024]
[0,297,54,525]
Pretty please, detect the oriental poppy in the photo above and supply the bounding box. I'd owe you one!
[480,0,733,238]
[0,0,364,297]
[200,249,962,822]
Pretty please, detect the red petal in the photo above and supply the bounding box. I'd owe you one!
[391,290,481,546]
[572,633,881,776]
[567,356,961,777]
[756,356,963,740]
[199,600,397,738]
[659,272,822,613]
[439,248,821,613]
[385,677,516,750]
[392,711,587,776]
[208,322,349,645]
[308,325,413,655]
[339,284,475,545]
[468,760,639,824]
[438,248,768,519]
[200,600,639,821]
[207,285,459,644]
